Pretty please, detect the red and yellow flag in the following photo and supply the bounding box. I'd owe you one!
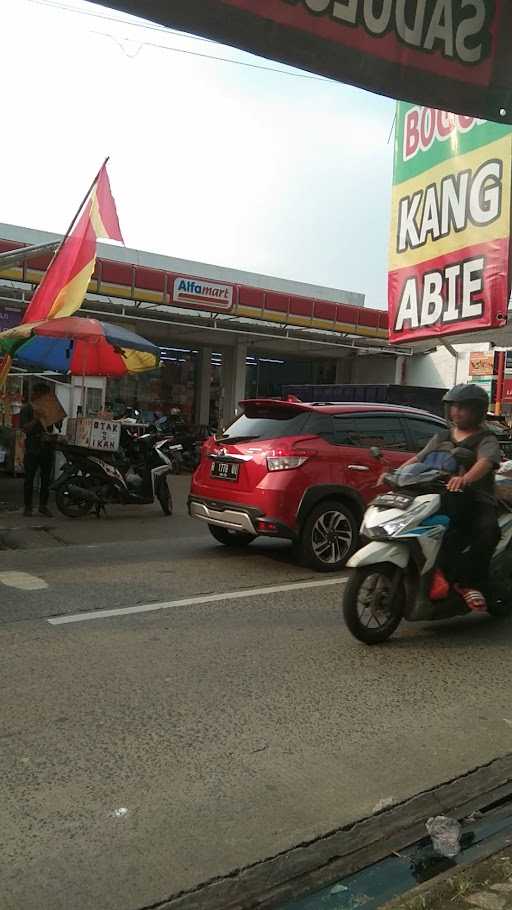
[0,162,122,388]
[23,163,123,324]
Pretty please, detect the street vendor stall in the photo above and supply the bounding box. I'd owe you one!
[0,316,161,466]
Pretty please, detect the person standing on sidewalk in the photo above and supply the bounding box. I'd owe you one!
[20,382,57,518]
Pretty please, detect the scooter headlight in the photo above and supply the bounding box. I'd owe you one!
[364,504,429,539]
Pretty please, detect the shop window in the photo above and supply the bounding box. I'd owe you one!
[86,387,103,416]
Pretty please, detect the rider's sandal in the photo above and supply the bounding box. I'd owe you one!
[454,585,488,613]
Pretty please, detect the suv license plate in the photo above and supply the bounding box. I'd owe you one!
[211,461,240,481]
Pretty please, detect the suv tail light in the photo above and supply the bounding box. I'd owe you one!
[266,454,309,472]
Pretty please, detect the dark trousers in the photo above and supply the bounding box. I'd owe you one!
[440,493,500,595]
[24,448,54,510]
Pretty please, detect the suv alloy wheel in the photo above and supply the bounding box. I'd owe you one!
[297,498,358,572]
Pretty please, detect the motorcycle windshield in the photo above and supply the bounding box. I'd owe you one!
[391,467,447,488]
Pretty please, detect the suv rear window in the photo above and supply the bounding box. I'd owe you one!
[219,405,310,442]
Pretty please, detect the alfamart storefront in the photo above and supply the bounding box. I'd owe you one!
[0,223,404,428]
[106,349,338,425]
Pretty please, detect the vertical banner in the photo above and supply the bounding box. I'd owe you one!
[388,105,512,344]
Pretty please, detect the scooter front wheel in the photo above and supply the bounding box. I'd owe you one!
[156,476,173,516]
[343,563,405,645]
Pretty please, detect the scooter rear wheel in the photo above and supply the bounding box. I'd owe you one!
[343,563,405,645]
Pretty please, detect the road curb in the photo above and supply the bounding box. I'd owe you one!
[151,754,512,910]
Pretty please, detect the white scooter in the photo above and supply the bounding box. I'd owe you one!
[342,463,512,645]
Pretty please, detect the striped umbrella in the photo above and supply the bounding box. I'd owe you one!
[0,316,160,377]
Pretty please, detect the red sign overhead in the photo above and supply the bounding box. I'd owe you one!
[94,1,512,124]
[503,378,512,401]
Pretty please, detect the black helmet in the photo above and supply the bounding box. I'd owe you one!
[442,383,489,408]
[443,383,489,421]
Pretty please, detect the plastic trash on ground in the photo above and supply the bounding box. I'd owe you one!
[426,815,462,857]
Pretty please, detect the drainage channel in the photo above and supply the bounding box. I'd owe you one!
[280,797,512,910]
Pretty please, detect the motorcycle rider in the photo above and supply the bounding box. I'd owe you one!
[388,384,501,612]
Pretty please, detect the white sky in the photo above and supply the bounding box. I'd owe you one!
[0,0,395,308]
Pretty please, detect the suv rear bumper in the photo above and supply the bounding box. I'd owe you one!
[188,495,295,539]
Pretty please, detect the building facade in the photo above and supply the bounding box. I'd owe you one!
[0,223,406,426]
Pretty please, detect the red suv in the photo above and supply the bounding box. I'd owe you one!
[189,399,446,571]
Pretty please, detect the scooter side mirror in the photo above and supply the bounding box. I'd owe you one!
[370,446,382,460]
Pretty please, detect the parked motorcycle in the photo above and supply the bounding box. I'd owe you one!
[52,434,182,518]
[154,415,212,471]
[119,425,183,476]
[342,464,512,644]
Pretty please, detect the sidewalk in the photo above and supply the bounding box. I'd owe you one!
[0,472,200,549]
[387,848,512,910]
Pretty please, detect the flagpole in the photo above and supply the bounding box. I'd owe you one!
[56,156,110,253]
[28,157,110,301]
[82,353,86,418]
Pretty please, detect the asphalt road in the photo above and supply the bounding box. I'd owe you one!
[2,478,512,910]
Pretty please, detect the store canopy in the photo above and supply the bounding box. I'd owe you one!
[0,241,59,273]
[90,1,512,124]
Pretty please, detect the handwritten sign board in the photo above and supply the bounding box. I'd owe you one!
[67,418,121,451]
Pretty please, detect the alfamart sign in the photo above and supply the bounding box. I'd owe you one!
[173,277,233,312]
[388,104,512,344]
